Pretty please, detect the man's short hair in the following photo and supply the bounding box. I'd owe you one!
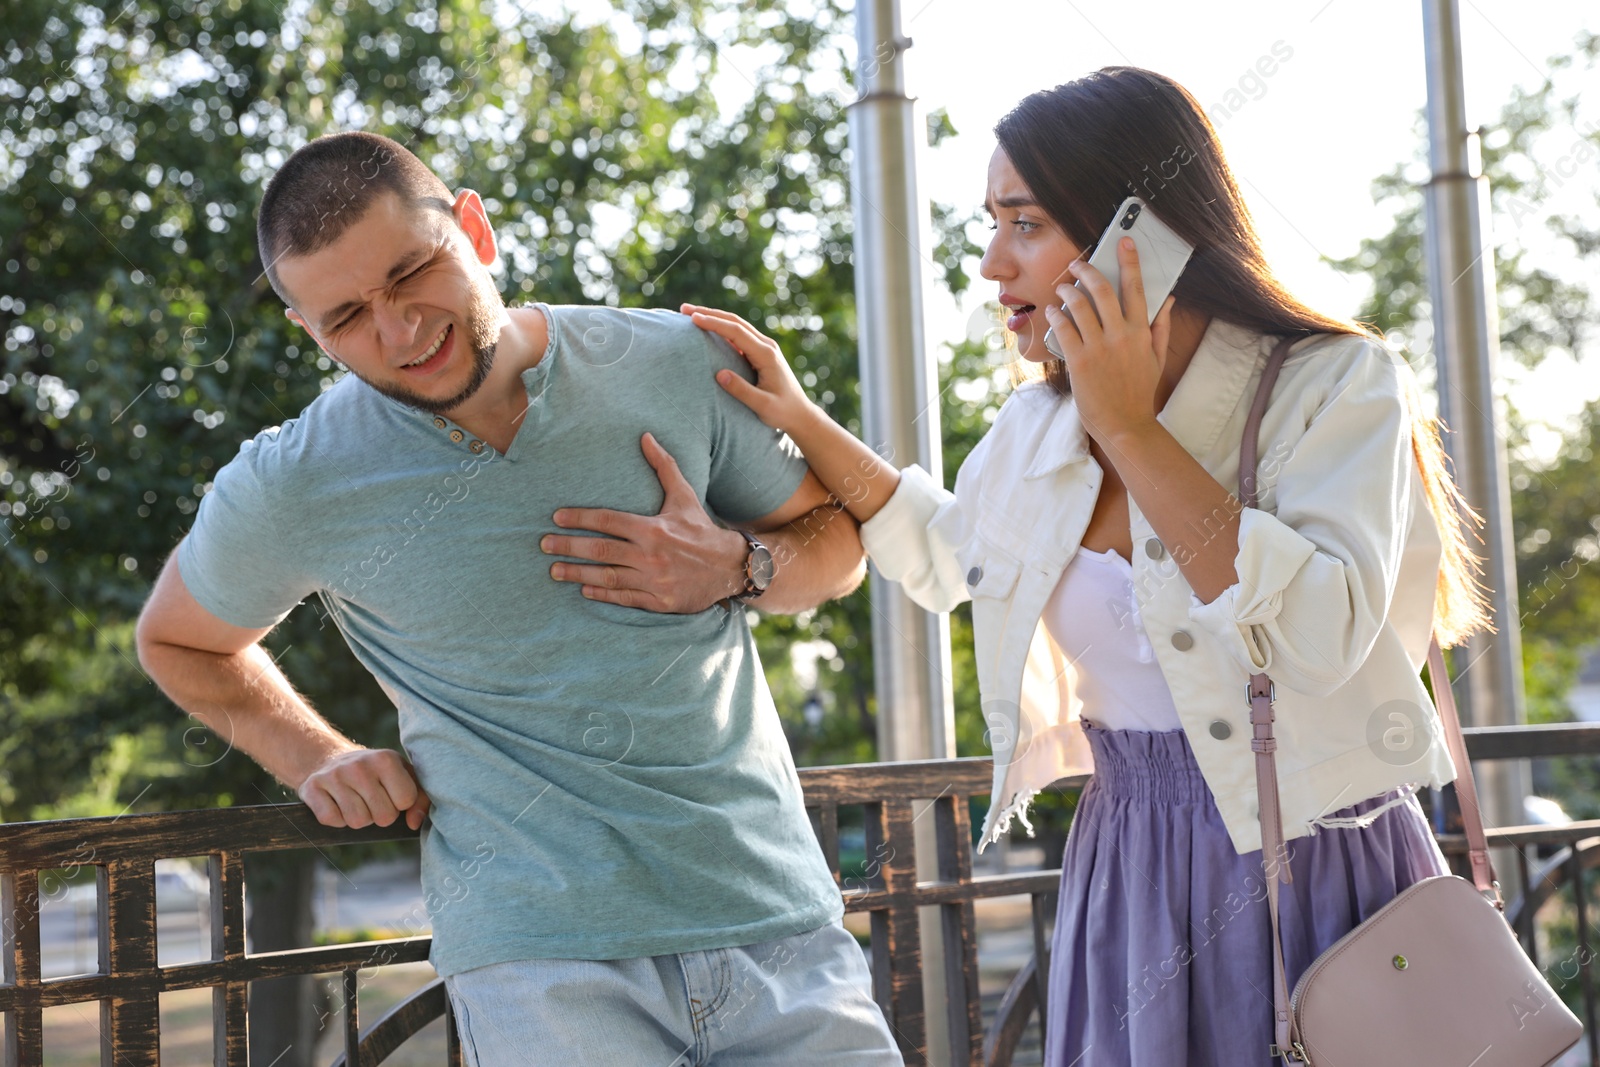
[257,131,454,303]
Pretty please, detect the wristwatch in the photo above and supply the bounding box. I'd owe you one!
[729,530,775,604]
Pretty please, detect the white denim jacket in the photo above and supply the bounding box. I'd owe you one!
[860,320,1458,855]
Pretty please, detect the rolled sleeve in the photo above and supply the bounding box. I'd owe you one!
[1187,508,1319,671]
[1185,342,1421,696]
[859,464,971,614]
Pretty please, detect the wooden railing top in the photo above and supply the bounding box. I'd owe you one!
[4,719,1597,865]
[0,803,415,869]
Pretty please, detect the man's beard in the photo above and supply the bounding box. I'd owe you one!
[356,282,504,416]
[366,331,497,416]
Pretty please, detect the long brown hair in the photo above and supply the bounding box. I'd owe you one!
[994,67,1490,646]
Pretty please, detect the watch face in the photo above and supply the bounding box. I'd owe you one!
[749,543,776,589]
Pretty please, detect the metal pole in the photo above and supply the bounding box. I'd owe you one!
[848,1,956,1062]
[1420,0,1528,901]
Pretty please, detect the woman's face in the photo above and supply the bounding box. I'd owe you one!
[979,147,1083,362]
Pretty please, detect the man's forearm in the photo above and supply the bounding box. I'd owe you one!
[749,499,866,614]
[141,641,357,789]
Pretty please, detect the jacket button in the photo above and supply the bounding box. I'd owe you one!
[449,429,465,443]
[967,566,983,587]
[468,440,485,454]
[1145,538,1166,560]
[1209,719,1233,740]
[432,417,447,430]
[1170,630,1195,651]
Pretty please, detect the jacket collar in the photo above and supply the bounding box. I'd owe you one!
[1021,386,1092,479]
[1021,318,1268,480]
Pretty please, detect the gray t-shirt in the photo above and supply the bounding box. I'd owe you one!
[177,305,842,975]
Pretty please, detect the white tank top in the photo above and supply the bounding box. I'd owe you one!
[1041,545,1183,732]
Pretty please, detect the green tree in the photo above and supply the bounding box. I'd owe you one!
[1326,32,1600,733]
[0,0,908,1055]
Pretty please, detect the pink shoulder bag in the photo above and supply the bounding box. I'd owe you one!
[1243,334,1583,1066]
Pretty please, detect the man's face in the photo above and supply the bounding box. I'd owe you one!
[278,190,506,415]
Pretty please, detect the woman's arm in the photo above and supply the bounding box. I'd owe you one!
[1180,350,1422,694]
[1043,238,1244,597]
[681,303,977,613]
[1099,427,1243,603]
[680,304,901,523]
[1048,241,1423,694]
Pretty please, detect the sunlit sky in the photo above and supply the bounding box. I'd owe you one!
[897,0,1598,455]
[578,0,1597,454]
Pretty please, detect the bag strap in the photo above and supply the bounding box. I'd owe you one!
[1428,640,1499,898]
[1241,335,1300,1060]
[1240,334,1499,1063]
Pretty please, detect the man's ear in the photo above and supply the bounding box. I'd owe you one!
[451,189,497,266]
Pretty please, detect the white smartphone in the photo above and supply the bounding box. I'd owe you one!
[1043,196,1193,358]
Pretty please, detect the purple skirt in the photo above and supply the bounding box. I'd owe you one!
[1043,718,1451,1067]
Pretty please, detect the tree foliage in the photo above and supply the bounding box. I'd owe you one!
[1327,33,1600,727]
[0,2,883,1053]
[0,0,893,823]
[4,6,1596,837]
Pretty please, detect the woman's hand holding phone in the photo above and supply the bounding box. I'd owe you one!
[1042,237,1178,446]
[1043,196,1191,358]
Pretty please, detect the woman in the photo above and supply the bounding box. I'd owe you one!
[684,66,1489,1066]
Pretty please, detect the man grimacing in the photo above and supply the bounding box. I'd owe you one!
[136,131,904,1064]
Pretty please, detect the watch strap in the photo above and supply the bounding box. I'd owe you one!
[729,530,769,603]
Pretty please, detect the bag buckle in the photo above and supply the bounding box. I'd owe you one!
[1269,1041,1309,1063]
[1246,679,1276,706]
[1484,879,1504,911]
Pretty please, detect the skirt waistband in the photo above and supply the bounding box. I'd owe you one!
[1081,717,1212,805]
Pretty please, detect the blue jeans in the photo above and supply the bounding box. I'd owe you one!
[443,919,904,1065]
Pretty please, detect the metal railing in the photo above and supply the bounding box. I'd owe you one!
[3,721,1599,1066]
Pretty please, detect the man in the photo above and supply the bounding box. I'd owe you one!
[135,131,902,1064]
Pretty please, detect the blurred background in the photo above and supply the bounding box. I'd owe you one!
[1,0,1596,1062]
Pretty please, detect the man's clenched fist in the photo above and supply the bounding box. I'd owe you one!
[298,747,430,831]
